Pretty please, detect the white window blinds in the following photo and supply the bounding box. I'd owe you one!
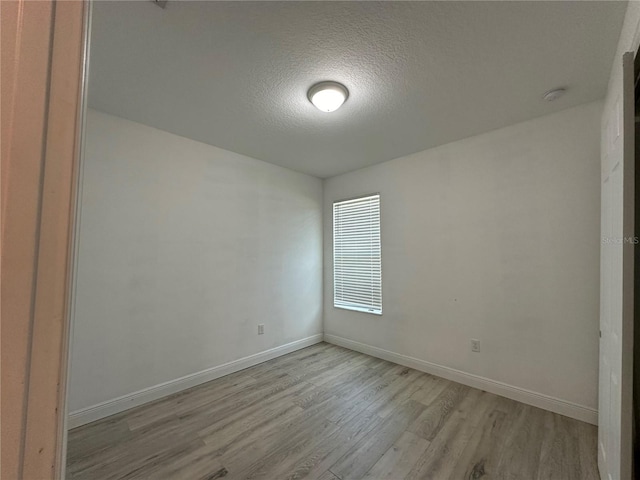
[333,194,382,315]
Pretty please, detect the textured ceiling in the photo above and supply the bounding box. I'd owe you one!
[89,1,626,178]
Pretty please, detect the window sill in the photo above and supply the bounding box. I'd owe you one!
[334,305,382,316]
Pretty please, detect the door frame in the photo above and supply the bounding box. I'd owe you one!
[59,0,93,476]
[599,50,636,480]
[1,1,89,478]
[621,50,635,480]
[633,43,640,479]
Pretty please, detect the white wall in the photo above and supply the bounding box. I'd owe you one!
[324,101,602,415]
[68,109,323,414]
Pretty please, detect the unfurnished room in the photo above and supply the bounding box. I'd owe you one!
[2,1,640,479]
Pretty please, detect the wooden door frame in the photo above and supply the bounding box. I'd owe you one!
[1,1,90,478]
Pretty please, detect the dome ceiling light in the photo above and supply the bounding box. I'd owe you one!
[308,81,349,112]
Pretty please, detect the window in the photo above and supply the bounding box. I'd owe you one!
[333,194,382,315]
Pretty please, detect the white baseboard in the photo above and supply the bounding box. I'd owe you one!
[70,332,597,428]
[324,334,597,425]
[68,334,324,429]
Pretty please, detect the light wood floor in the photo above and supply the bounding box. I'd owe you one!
[67,342,599,480]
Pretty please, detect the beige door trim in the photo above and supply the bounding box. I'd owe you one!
[1,1,88,478]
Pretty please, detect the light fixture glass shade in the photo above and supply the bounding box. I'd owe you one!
[308,81,348,112]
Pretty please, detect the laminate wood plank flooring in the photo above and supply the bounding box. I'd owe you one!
[67,342,598,480]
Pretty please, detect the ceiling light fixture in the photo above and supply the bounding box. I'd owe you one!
[542,87,567,102]
[308,81,349,112]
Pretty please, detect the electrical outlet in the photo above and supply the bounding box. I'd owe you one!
[258,324,264,335]
[471,339,481,352]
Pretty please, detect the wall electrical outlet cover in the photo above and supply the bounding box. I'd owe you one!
[471,339,481,352]
[258,324,264,335]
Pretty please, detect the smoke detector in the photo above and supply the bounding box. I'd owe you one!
[542,88,567,102]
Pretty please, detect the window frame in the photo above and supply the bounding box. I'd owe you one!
[332,193,383,316]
